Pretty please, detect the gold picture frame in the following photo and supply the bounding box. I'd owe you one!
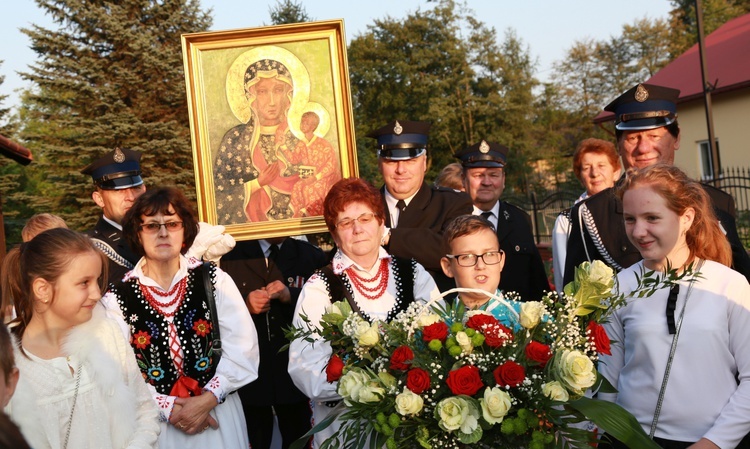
[182,20,357,240]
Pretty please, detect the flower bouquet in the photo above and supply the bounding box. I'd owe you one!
[288,260,687,449]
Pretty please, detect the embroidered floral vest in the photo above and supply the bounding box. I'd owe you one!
[110,263,218,395]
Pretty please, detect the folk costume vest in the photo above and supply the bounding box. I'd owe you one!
[317,256,416,323]
[109,263,219,397]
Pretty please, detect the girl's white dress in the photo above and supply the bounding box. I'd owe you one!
[7,307,160,448]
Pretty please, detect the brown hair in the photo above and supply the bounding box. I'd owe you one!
[572,138,621,183]
[122,187,199,257]
[0,411,32,449]
[0,324,13,386]
[442,214,498,255]
[323,178,385,233]
[2,228,108,340]
[615,164,731,267]
[21,213,67,242]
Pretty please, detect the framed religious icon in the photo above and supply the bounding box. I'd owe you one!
[182,19,358,240]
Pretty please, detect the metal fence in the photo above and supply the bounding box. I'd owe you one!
[513,166,750,247]
[702,166,750,248]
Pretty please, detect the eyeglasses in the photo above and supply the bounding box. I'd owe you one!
[139,221,184,234]
[335,213,376,230]
[445,250,504,267]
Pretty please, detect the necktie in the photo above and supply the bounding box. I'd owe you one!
[395,200,407,227]
[480,211,493,221]
[268,244,280,262]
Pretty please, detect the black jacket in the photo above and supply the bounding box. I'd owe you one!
[87,217,139,285]
[494,201,551,301]
[220,238,327,406]
[563,184,750,285]
[383,182,474,292]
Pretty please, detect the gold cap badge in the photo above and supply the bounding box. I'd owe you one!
[394,121,403,135]
[479,140,490,153]
[634,84,649,103]
[113,148,125,163]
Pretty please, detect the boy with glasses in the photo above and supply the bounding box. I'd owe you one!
[440,215,523,327]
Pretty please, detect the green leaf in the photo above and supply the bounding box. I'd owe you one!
[568,397,661,449]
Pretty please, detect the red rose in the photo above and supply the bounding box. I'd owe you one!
[446,365,484,396]
[525,341,552,367]
[406,367,431,394]
[587,321,611,355]
[483,323,514,348]
[325,354,344,383]
[389,345,414,371]
[422,321,449,342]
[493,361,526,387]
[465,314,499,331]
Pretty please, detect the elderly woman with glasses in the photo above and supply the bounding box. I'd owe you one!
[288,177,440,448]
[101,187,259,448]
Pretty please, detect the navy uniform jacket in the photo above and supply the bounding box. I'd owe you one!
[220,238,328,406]
[383,182,474,292]
[494,201,551,301]
[87,217,139,285]
[563,184,750,285]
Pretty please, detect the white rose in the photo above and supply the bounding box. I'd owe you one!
[557,349,597,394]
[520,301,545,329]
[357,322,380,347]
[325,301,344,317]
[542,381,570,402]
[417,313,441,327]
[395,388,424,416]
[589,260,614,286]
[337,369,368,402]
[356,383,385,403]
[480,387,512,424]
[455,331,473,354]
[435,396,479,434]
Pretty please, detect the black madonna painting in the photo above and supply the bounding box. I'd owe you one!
[182,20,357,240]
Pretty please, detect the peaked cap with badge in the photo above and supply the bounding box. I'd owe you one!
[604,83,680,131]
[81,147,144,190]
[367,120,431,161]
[454,140,509,169]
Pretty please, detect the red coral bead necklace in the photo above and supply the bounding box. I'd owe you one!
[346,258,389,300]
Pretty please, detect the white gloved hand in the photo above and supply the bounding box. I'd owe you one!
[186,222,236,263]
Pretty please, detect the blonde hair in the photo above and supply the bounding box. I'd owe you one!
[21,213,67,242]
[615,164,731,267]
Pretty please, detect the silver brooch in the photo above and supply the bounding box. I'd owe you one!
[479,140,490,153]
[394,121,403,135]
[635,84,649,102]
[114,148,125,163]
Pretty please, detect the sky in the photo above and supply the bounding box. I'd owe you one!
[0,0,673,112]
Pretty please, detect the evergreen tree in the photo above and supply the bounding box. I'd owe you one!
[15,0,211,231]
[269,0,312,25]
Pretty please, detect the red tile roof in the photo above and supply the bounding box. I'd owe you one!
[594,12,750,123]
